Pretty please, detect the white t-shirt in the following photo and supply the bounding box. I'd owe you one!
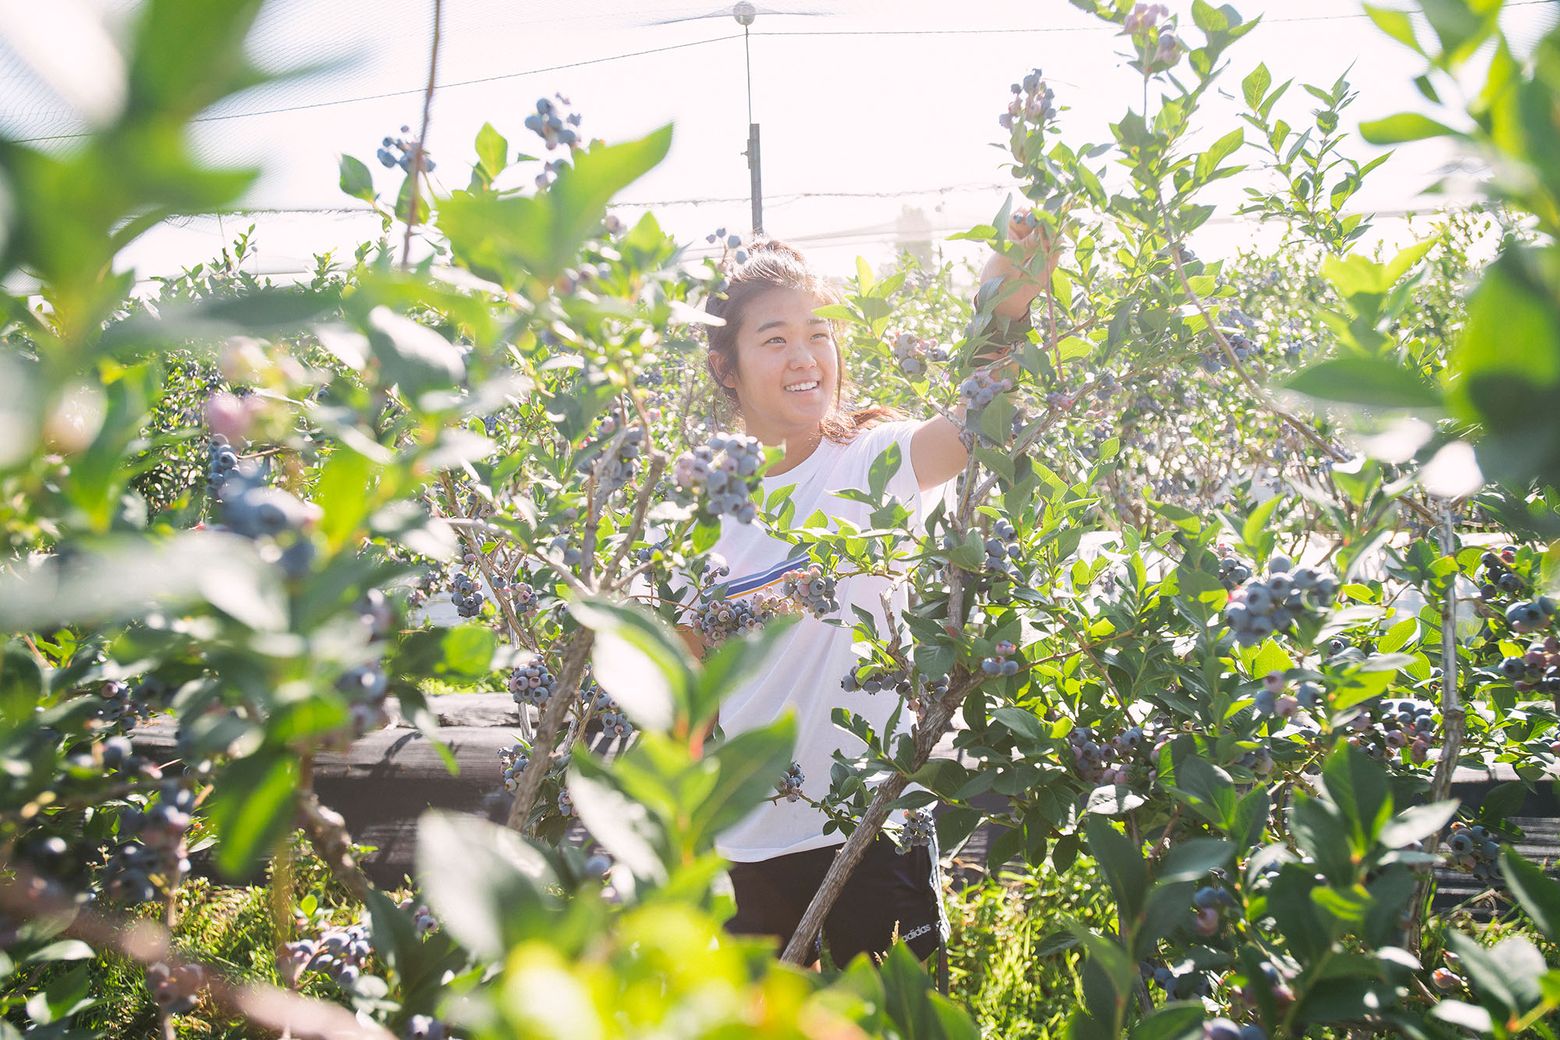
[699,419,950,863]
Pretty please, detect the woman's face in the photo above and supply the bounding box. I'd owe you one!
[714,286,839,438]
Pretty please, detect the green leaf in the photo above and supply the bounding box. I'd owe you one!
[572,594,693,733]
[1129,1003,1205,1040]
[208,752,298,878]
[1157,838,1233,883]
[1085,815,1147,920]
[475,122,508,181]
[1444,248,1560,487]
[1242,63,1272,110]
[0,640,45,727]
[1284,357,1441,409]
[1502,848,1560,940]
[1379,800,1459,848]
[1363,4,1423,53]
[338,154,375,202]
[992,706,1048,744]
[1085,785,1146,815]
[361,306,466,397]
[1359,112,1459,144]
[1322,742,1393,851]
[690,717,798,846]
[415,810,560,961]
[569,754,670,883]
[314,447,379,552]
[437,124,672,286]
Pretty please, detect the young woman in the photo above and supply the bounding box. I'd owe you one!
[679,222,1043,970]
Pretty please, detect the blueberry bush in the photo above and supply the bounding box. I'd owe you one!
[3,0,1560,1038]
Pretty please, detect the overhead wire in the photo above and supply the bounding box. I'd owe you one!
[9,1,1555,144]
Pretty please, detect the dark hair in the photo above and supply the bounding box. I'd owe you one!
[704,239,902,443]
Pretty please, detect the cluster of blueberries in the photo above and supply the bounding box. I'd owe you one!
[547,533,584,568]
[336,662,390,737]
[981,639,1021,677]
[1361,697,1435,764]
[580,678,633,741]
[100,733,158,780]
[693,592,787,644]
[95,679,144,734]
[557,788,575,818]
[450,569,486,619]
[524,94,582,153]
[1142,959,1210,1001]
[206,447,319,579]
[1251,674,1324,721]
[582,414,645,496]
[1217,555,1254,591]
[781,563,839,617]
[673,432,765,524]
[1499,635,1560,694]
[1479,547,1558,633]
[1477,545,1524,600]
[704,227,750,266]
[776,761,805,802]
[206,435,239,497]
[900,808,935,851]
[146,961,207,1016]
[999,67,1058,134]
[1445,821,1502,882]
[983,519,1022,581]
[397,897,438,938]
[509,655,556,709]
[498,740,530,792]
[890,332,948,377]
[376,125,437,174]
[1505,596,1557,635]
[841,665,913,696]
[958,369,1015,420]
[1201,1021,1267,1040]
[283,920,373,989]
[103,782,195,904]
[1067,720,1168,787]
[1222,555,1339,647]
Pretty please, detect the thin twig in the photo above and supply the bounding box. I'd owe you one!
[401,0,443,269]
[1408,501,1466,953]
[0,868,395,1040]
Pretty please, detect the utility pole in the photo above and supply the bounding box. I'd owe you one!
[737,2,763,235]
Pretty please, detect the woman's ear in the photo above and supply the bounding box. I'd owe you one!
[708,349,739,390]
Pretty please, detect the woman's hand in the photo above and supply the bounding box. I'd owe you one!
[979,209,1054,321]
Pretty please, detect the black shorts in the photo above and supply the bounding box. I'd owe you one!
[723,834,947,969]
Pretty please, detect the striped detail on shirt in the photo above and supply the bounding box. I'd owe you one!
[721,551,811,598]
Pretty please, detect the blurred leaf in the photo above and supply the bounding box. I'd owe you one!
[0,639,45,727]
[1285,356,1441,408]
[208,751,298,878]
[1444,248,1560,487]
[687,717,797,847]
[1360,112,1458,143]
[573,594,691,733]
[338,154,375,202]
[1157,838,1232,883]
[1502,847,1560,940]
[415,810,560,961]
[1378,800,1458,849]
[362,305,466,397]
[570,755,670,884]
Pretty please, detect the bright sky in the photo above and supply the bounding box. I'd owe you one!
[2,0,1556,286]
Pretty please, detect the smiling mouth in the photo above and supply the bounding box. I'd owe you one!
[785,380,820,393]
